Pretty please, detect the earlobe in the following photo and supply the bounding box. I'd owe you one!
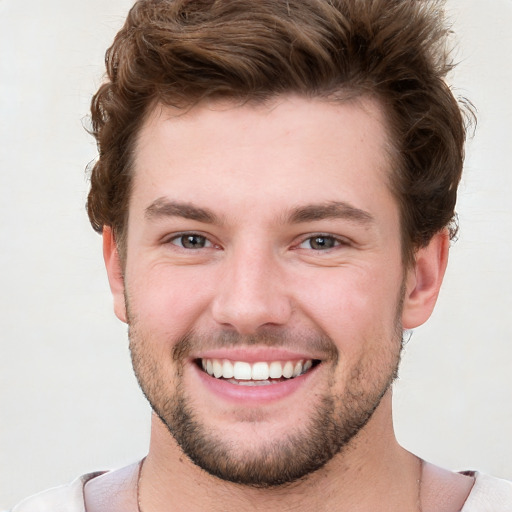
[102,227,128,323]
[402,230,450,329]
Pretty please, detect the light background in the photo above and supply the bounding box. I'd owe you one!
[0,0,511,507]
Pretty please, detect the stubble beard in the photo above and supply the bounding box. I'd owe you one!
[128,312,403,488]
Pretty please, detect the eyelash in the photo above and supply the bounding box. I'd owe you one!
[296,234,350,251]
[166,233,215,250]
[164,232,349,252]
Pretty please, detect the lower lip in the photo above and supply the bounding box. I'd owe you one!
[192,363,319,404]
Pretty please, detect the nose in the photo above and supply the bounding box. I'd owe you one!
[211,245,293,334]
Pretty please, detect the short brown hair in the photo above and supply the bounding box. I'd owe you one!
[87,0,473,265]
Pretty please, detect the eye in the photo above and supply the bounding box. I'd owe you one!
[169,233,213,249]
[299,235,345,250]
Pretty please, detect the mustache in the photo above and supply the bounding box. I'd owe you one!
[171,328,339,363]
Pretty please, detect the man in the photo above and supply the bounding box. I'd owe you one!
[10,0,512,510]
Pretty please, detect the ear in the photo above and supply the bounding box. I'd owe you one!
[103,227,128,323]
[402,230,450,329]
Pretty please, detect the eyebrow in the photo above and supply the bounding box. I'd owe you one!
[144,198,374,227]
[287,201,375,225]
[145,198,219,224]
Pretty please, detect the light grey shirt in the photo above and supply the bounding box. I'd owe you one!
[8,471,512,511]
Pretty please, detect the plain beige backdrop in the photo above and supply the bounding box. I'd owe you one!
[1,0,511,508]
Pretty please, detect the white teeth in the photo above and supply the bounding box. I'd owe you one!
[201,358,315,382]
[233,361,252,380]
[251,362,269,381]
[222,359,234,379]
[269,361,283,379]
[282,361,294,378]
[212,360,223,378]
[230,379,273,386]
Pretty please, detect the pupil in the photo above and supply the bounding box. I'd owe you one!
[183,235,204,248]
[312,236,334,250]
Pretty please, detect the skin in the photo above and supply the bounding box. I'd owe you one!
[86,95,474,511]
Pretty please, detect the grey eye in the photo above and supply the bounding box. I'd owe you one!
[174,234,210,249]
[302,236,338,250]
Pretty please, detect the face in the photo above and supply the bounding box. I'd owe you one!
[106,96,437,486]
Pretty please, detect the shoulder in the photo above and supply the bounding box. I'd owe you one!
[8,472,105,512]
[461,472,512,512]
[82,462,141,512]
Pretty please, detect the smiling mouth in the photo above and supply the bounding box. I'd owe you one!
[197,358,320,386]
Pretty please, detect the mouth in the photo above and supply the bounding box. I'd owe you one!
[196,358,321,386]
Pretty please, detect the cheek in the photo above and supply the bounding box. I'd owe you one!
[125,263,215,339]
[294,267,403,347]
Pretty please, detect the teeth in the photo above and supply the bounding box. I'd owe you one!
[233,361,252,380]
[282,361,294,378]
[200,358,314,382]
[252,362,269,380]
[213,360,223,378]
[222,359,234,379]
[228,379,273,386]
[269,361,283,379]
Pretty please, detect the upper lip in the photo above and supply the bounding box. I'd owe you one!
[192,347,322,363]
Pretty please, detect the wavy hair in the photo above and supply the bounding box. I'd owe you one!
[87,0,474,265]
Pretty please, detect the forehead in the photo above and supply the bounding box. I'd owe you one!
[131,95,396,224]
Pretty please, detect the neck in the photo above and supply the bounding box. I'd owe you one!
[139,394,423,512]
